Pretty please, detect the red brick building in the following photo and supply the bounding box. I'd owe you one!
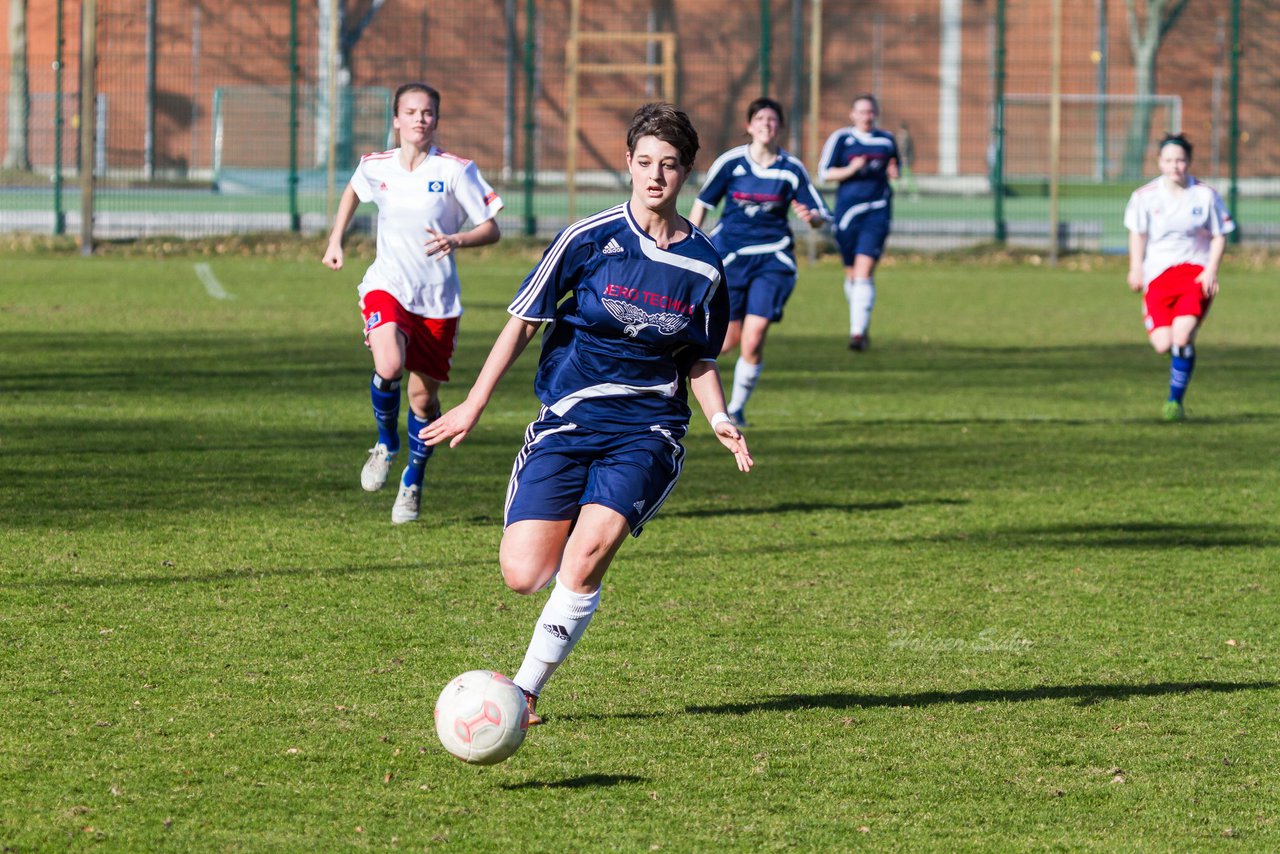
[5,0,1278,182]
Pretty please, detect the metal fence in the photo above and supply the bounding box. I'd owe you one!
[2,0,1278,252]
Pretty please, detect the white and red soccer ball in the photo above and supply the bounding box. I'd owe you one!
[434,670,530,765]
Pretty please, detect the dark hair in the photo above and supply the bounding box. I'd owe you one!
[746,97,785,126]
[393,82,440,116]
[853,93,880,113]
[626,103,700,169]
[1158,132,1193,159]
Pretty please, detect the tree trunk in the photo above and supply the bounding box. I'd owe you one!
[1121,0,1189,180]
[1122,40,1157,180]
[4,0,29,171]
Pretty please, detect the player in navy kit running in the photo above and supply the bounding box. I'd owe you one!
[1124,134,1234,421]
[819,94,899,351]
[689,97,830,427]
[323,83,503,524]
[421,103,752,724]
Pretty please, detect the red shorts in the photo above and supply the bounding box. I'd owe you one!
[360,290,459,382]
[1143,264,1213,332]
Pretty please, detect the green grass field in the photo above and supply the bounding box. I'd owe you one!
[2,245,1278,850]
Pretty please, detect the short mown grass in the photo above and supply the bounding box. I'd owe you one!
[1,245,1276,850]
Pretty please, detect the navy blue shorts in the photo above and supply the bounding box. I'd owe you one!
[723,251,798,322]
[504,409,687,537]
[834,206,892,265]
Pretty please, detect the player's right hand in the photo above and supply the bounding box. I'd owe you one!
[1126,269,1143,292]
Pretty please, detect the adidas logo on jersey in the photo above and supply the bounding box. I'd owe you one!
[733,164,747,176]
[378,181,388,191]
[601,238,624,255]
[543,623,571,642]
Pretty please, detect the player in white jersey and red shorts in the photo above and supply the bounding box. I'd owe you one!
[1123,133,1234,421]
[324,83,503,523]
[422,104,752,726]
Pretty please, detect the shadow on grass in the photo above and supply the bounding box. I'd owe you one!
[928,521,1278,549]
[683,680,1280,717]
[1,561,454,589]
[501,773,646,791]
[666,497,968,519]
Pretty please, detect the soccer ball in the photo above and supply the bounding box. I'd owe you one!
[434,670,530,765]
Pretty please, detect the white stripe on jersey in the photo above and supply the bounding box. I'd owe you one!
[701,145,803,192]
[820,127,896,175]
[508,205,627,319]
[838,198,890,230]
[732,235,792,257]
[547,378,680,418]
[621,207,723,287]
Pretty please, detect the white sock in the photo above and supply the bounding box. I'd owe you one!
[850,277,875,336]
[512,581,600,697]
[727,356,763,414]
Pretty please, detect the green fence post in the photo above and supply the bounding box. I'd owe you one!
[1227,0,1240,244]
[289,0,301,233]
[991,0,1007,243]
[522,0,536,237]
[760,0,772,96]
[54,0,65,235]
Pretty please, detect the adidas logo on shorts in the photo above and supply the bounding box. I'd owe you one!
[601,238,624,255]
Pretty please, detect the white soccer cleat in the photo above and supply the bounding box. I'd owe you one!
[391,482,421,524]
[361,444,394,492]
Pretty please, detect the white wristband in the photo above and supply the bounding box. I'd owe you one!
[710,412,731,429]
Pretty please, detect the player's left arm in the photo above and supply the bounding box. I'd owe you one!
[688,361,752,473]
[1197,234,1226,298]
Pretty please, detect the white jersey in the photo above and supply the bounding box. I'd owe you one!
[1123,176,1234,286]
[349,146,503,318]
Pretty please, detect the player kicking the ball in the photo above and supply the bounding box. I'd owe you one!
[1124,133,1234,421]
[323,83,502,523]
[422,103,752,724]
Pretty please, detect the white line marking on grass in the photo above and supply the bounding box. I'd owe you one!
[194,263,234,300]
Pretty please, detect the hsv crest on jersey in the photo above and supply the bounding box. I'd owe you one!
[428,181,445,192]
[602,297,691,338]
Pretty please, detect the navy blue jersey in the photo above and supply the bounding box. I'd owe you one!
[508,203,729,433]
[695,145,830,256]
[818,127,898,220]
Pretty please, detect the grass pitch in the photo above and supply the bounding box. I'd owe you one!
[1,245,1278,850]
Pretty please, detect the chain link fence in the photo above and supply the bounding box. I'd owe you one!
[2,0,1277,251]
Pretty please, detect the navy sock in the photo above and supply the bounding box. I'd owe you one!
[1168,344,1195,404]
[370,373,401,453]
[402,408,437,488]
